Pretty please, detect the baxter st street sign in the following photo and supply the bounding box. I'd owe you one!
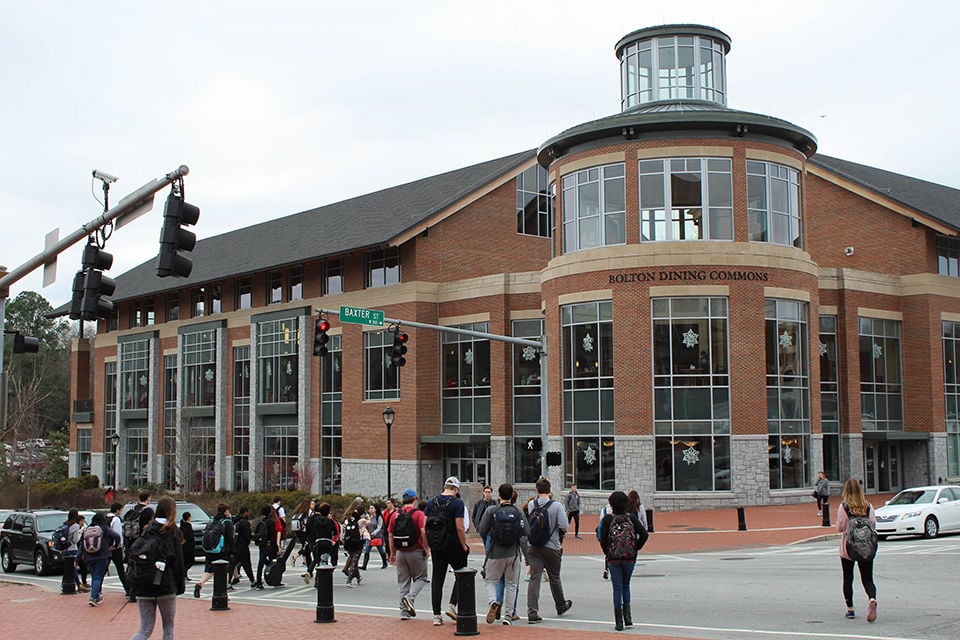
[339,305,384,327]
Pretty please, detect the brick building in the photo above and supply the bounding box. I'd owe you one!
[67,24,960,509]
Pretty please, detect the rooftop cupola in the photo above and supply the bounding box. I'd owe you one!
[616,24,732,110]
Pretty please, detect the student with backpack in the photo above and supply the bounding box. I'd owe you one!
[56,509,84,593]
[598,490,648,631]
[525,477,572,624]
[253,505,282,589]
[81,511,121,607]
[107,502,130,597]
[231,506,256,587]
[193,503,235,598]
[478,483,529,626]
[128,496,186,640]
[341,507,365,587]
[389,488,429,619]
[426,476,469,626]
[836,478,879,622]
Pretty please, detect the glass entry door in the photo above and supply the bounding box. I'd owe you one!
[444,444,489,485]
[863,441,902,493]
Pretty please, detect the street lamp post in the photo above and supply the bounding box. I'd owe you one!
[110,431,121,490]
[381,407,395,499]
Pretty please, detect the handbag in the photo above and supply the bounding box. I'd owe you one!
[370,537,383,547]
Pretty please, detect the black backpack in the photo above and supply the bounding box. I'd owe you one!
[53,523,71,551]
[201,518,226,554]
[527,499,554,547]
[425,496,455,550]
[491,505,523,547]
[342,518,362,551]
[391,509,419,550]
[123,505,145,543]
[127,528,165,590]
[253,517,270,546]
[843,504,878,561]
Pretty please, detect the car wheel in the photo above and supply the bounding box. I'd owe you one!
[923,516,939,539]
[877,535,888,541]
[1,545,17,572]
[34,550,49,576]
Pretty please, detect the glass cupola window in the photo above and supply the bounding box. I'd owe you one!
[618,26,730,110]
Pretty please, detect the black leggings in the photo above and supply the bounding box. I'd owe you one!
[840,557,876,608]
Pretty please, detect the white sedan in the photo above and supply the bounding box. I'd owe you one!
[875,485,960,540]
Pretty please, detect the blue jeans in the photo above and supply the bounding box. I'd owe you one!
[88,556,110,601]
[608,560,635,610]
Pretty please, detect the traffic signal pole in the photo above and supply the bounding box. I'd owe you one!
[317,307,553,477]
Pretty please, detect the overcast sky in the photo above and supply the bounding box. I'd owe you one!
[2,0,958,307]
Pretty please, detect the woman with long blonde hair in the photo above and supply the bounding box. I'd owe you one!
[835,479,878,622]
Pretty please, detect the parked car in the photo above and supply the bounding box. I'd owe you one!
[120,500,211,558]
[875,485,960,540]
[0,509,68,575]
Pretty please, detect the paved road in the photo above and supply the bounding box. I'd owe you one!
[4,535,958,640]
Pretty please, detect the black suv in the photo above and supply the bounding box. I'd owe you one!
[0,509,69,575]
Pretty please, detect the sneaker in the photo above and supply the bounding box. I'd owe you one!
[817,511,822,517]
[445,603,458,621]
[574,535,582,540]
[253,583,264,590]
[401,596,416,617]
[486,602,501,624]
[845,610,856,619]
[602,568,609,580]
[523,573,531,582]
[502,617,512,626]
[557,599,573,616]
[400,610,411,620]
[193,584,201,599]
[528,614,543,624]
[346,581,355,588]
[511,614,521,621]
[226,585,235,592]
[433,615,443,626]
[867,599,877,623]
[230,576,240,585]
[77,584,90,593]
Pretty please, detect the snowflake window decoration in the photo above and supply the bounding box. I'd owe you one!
[818,342,828,357]
[464,348,474,365]
[139,375,148,387]
[204,369,214,382]
[681,329,699,349]
[783,445,793,464]
[334,359,340,373]
[873,344,883,359]
[522,346,537,362]
[779,331,793,349]
[384,354,393,368]
[582,331,594,353]
[681,445,700,465]
[286,361,293,375]
[583,445,597,466]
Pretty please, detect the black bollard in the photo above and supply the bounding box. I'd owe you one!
[645,508,655,533]
[821,500,831,527]
[314,565,336,623]
[737,506,747,531]
[210,559,230,611]
[61,554,77,595]
[453,567,479,636]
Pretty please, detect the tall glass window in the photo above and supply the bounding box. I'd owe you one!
[184,421,215,493]
[266,271,283,305]
[125,426,148,488]
[562,164,625,253]
[263,425,298,491]
[257,317,299,404]
[235,278,252,311]
[513,319,543,483]
[365,248,401,288]
[819,316,841,482]
[191,287,206,318]
[320,335,342,495]
[944,322,960,476]
[103,362,117,485]
[766,299,811,489]
[233,346,251,491]
[287,267,303,301]
[639,158,733,242]
[163,354,178,490]
[653,297,730,491]
[859,317,903,431]
[182,330,216,407]
[620,33,726,109]
[937,236,960,277]
[77,429,92,476]
[208,285,221,314]
[442,323,491,434]
[747,161,802,247]
[517,164,553,238]
[322,258,343,296]
[166,294,180,322]
[562,301,615,490]
[120,339,149,410]
[365,330,399,400]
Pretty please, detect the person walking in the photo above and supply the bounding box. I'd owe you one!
[627,490,648,531]
[478,483,528,626]
[472,486,496,552]
[836,478,878,622]
[61,509,84,593]
[426,476,469,626]
[179,512,194,582]
[253,506,280,590]
[123,491,155,603]
[361,504,388,570]
[598,490,646,630]
[341,507,365,586]
[381,498,397,561]
[564,484,582,539]
[304,502,338,582]
[230,506,256,587]
[193,503,235,598]
[289,497,314,567]
[107,502,130,597]
[81,511,121,607]
[76,514,90,591]
[525,476,572,624]
[816,471,831,517]
[389,488,429,619]
[128,496,186,640]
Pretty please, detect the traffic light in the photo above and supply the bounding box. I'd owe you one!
[157,191,200,278]
[390,327,409,367]
[13,333,40,354]
[80,242,116,321]
[313,316,330,357]
[68,270,86,320]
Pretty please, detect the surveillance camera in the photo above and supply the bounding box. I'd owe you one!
[844,246,855,256]
[92,169,118,184]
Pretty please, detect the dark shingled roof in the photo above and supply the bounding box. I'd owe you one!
[810,154,960,231]
[109,149,534,302]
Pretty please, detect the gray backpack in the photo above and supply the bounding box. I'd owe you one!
[843,504,878,561]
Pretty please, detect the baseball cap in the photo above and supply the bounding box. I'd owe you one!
[444,476,461,489]
[402,488,417,499]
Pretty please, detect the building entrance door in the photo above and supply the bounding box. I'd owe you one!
[864,441,902,493]
[444,444,489,486]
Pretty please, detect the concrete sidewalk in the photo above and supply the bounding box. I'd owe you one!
[0,495,892,640]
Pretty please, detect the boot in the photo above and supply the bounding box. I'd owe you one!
[622,603,632,627]
[361,552,369,571]
[614,609,624,631]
